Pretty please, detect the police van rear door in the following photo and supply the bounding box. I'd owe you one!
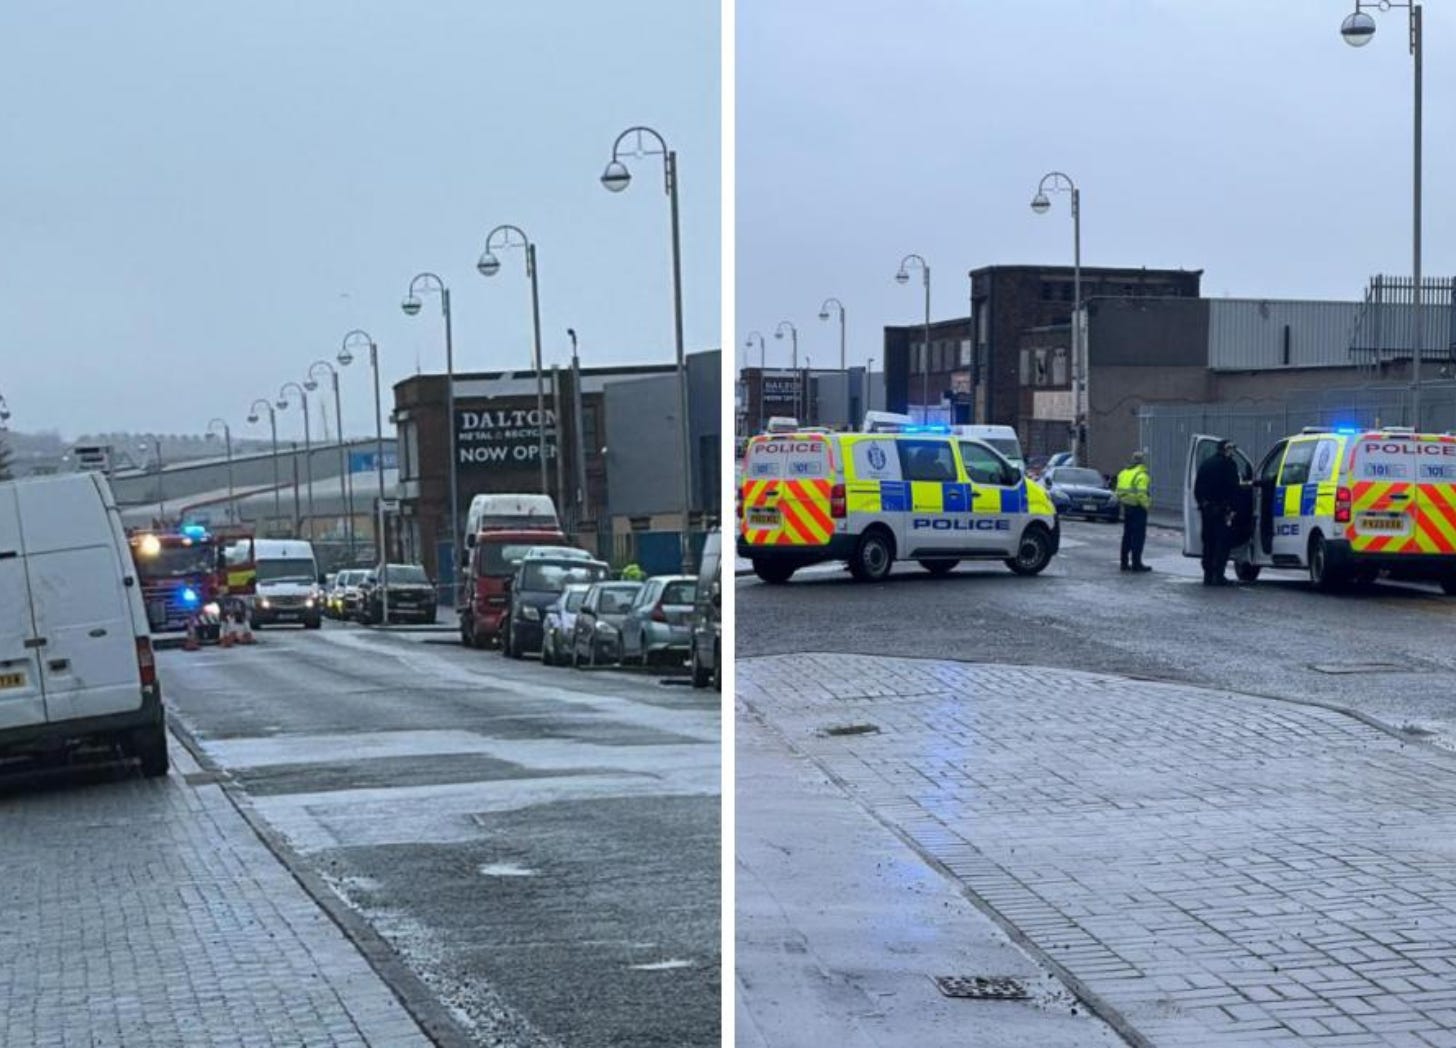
[740,435,834,549]
[1348,434,1451,554]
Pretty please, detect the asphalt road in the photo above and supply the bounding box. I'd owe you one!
[738,519,1456,748]
[157,620,721,1048]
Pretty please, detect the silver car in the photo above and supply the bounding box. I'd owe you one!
[570,581,644,667]
[619,575,697,667]
[541,583,590,666]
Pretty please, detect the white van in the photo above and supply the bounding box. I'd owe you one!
[950,425,1025,470]
[0,473,168,776]
[463,493,560,548]
[250,539,322,629]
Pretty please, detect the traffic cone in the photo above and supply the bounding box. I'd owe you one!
[183,619,199,652]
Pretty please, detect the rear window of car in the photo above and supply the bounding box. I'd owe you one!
[478,541,561,574]
[523,562,607,592]
[746,438,828,480]
[662,580,696,604]
[597,585,641,612]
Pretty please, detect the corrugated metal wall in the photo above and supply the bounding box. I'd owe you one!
[1207,300,1361,370]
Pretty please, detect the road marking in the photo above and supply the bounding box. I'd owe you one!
[628,959,694,971]
[478,863,536,878]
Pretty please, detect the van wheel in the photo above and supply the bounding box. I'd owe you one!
[132,724,169,779]
[849,529,895,582]
[1235,560,1261,583]
[1440,577,1456,596]
[917,559,958,577]
[1005,526,1053,576]
[691,641,711,688]
[1308,534,1341,592]
[753,560,796,585]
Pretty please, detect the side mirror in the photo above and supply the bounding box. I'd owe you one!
[1004,467,1023,487]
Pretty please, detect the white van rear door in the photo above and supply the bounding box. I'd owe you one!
[0,486,47,731]
[16,479,142,723]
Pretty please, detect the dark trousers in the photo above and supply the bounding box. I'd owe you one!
[1200,503,1231,581]
[1120,506,1147,567]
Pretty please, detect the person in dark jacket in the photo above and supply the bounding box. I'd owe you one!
[1193,440,1243,586]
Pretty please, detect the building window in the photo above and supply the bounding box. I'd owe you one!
[583,404,600,456]
[959,339,972,367]
[977,308,988,343]
[1034,350,1048,385]
[1052,347,1069,386]
[1020,349,1031,385]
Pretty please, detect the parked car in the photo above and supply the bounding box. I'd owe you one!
[619,575,697,667]
[358,563,437,624]
[1042,466,1121,522]
[690,528,721,690]
[540,583,591,666]
[330,569,368,619]
[570,581,645,667]
[1,473,168,776]
[504,557,610,659]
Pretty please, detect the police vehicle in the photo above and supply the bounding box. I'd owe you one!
[1182,427,1456,592]
[739,426,1059,583]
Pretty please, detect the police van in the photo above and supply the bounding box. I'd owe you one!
[1183,427,1456,592]
[739,427,1059,583]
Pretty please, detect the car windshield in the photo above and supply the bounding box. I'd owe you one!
[521,562,607,593]
[381,565,428,584]
[256,558,316,584]
[662,580,696,605]
[564,588,587,612]
[135,544,214,579]
[596,585,641,613]
[987,439,1023,462]
[1054,468,1104,487]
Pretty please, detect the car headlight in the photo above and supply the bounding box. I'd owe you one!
[259,598,271,609]
[305,598,315,608]
[522,606,540,621]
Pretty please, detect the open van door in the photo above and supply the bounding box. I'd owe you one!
[0,485,47,732]
[1183,435,1225,558]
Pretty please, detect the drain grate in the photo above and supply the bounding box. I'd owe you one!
[934,975,1029,1000]
[822,723,880,737]
[1309,661,1406,675]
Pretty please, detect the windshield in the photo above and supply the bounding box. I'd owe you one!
[521,562,607,593]
[987,438,1023,463]
[136,545,214,579]
[1053,468,1104,487]
[256,558,317,584]
[381,565,428,584]
[478,541,569,575]
[563,587,587,612]
[596,585,641,613]
[662,580,696,604]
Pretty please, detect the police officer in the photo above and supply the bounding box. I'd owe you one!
[1115,450,1152,572]
[1194,439,1241,586]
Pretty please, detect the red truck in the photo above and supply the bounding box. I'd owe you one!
[458,495,577,648]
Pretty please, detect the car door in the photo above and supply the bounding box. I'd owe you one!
[623,580,657,657]
[1184,435,1258,560]
[574,588,599,655]
[0,484,47,732]
[958,439,1022,555]
[895,438,961,557]
[1272,439,1317,562]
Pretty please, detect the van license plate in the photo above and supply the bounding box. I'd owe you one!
[1360,514,1407,532]
[0,672,25,690]
[748,509,779,528]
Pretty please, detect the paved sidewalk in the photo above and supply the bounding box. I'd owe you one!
[739,654,1456,1047]
[0,734,431,1047]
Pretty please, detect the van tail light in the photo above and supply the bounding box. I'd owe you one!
[830,483,847,519]
[1335,486,1352,524]
[651,602,667,623]
[135,636,157,688]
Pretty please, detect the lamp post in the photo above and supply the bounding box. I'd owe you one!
[774,321,799,423]
[306,360,355,556]
[1031,171,1082,461]
[402,273,459,570]
[600,125,695,573]
[818,297,846,372]
[745,330,766,432]
[0,393,10,430]
[205,418,235,524]
[341,329,387,621]
[566,328,589,531]
[895,255,932,422]
[246,399,282,528]
[277,381,313,538]
[1340,1,1424,427]
[477,224,549,494]
[141,438,166,523]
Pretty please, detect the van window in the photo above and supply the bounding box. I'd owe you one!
[1309,439,1339,484]
[959,441,1011,485]
[898,441,957,482]
[477,541,562,575]
[256,558,316,584]
[745,439,828,481]
[137,545,215,578]
[1278,441,1317,486]
[1258,441,1287,484]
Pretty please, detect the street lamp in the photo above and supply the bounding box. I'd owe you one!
[277,381,314,538]
[745,330,766,433]
[818,297,846,372]
[0,393,10,429]
[895,254,931,420]
[342,329,388,621]
[1340,0,1424,426]
[306,360,355,556]
[402,272,460,564]
[1031,171,1082,461]
[247,398,282,527]
[477,223,549,494]
[774,321,800,423]
[600,125,695,573]
[205,418,235,525]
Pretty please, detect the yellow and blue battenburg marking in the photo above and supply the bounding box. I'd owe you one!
[875,480,1026,513]
[1274,485,1319,518]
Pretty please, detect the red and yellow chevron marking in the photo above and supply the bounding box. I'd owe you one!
[1411,483,1456,554]
[1345,479,1456,554]
[738,478,833,547]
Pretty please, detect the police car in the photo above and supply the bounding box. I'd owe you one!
[1183,427,1456,592]
[739,426,1059,583]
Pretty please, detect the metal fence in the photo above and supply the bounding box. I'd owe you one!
[1138,382,1456,513]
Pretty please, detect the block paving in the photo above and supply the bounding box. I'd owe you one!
[739,654,1456,1047]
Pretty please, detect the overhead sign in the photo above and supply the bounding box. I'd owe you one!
[455,407,559,471]
[349,449,398,472]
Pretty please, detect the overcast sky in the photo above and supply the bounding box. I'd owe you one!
[0,1,719,439]
[736,0,1454,372]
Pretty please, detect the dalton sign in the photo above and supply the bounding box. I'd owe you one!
[455,406,558,470]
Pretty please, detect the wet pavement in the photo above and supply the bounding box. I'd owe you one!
[159,620,721,1048]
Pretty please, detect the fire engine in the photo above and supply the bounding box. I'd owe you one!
[127,524,256,642]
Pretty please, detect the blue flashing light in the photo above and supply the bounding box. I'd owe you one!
[1334,425,1361,436]
[900,424,951,435]
[180,587,200,606]
[180,524,208,540]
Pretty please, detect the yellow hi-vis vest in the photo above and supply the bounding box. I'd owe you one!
[1115,464,1151,510]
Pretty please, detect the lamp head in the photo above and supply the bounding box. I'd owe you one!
[247,414,258,424]
[1341,9,1376,45]
[275,399,287,410]
[1030,192,1052,214]
[476,251,501,278]
[818,309,831,321]
[600,160,631,193]
[401,296,422,317]
[303,379,318,392]
[774,329,784,340]
[895,270,910,285]
[337,346,354,367]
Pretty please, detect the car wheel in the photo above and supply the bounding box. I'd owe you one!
[917,559,958,577]
[305,616,321,630]
[752,559,796,585]
[1235,560,1261,583]
[461,616,476,648]
[1442,577,1456,596]
[1005,525,1053,576]
[690,641,710,688]
[132,723,169,779]
[848,528,895,582]
[1308,534,1341,592]
[711,637,721,692]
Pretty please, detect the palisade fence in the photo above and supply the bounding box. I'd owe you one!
[1138,382,1456,514]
